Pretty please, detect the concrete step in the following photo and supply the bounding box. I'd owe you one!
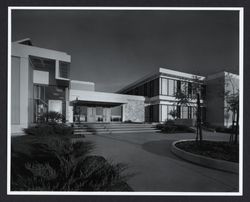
[74,125,155,130]
[74,128,159,134]
[74,123,154,127]
[94,129,161,134]
[73,131,93,135]
[74,127,157,132]
[73,123,159,135]
[108,127,158,131]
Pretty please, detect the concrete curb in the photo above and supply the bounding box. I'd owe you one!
[171,139,239,174]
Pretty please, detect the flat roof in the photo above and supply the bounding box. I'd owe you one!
[69,89,145,107]
[117,67,205,93]
[70,80,95,85]
[70,100,124,107]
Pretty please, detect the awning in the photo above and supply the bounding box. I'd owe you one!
[70,99,125,107]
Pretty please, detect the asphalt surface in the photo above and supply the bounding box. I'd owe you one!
[83,131,239,192]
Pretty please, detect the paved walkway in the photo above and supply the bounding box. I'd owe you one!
[83,131,239,192]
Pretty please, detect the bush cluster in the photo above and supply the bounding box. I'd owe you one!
[12,123,132,191]
[23,123,73,137]
[202,122,237,134]
[156,121,195,133]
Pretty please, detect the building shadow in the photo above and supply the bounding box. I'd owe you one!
[141,140,182,161]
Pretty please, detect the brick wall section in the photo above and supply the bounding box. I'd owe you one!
[123,99,145,122]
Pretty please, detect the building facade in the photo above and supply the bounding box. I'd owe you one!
[11,39,239,134]
[117,68,207,124]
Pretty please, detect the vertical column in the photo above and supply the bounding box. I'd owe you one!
[106,108,111,122]
[19,57,29,128]
[159,77,162,95]
[122,104,127,122]
[55,60,59,79]
[65,87,69,122]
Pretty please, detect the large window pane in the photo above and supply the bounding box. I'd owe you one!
[161,105,168,122]
[59,61,70,79]
[182,106,188,119]
[181,81,187,95]
[168,105,175,120]
[162,78,168,95]
[169,79,174,96]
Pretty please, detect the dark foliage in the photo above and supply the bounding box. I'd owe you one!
[124,120,133,123]
[176,140,239,163]
[23,123,73,137]
[12,124,132,191]
[39,111,65,123]
[156,121,195,133]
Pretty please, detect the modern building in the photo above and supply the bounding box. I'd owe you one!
[117,68,207,124]
[10,39,239,134]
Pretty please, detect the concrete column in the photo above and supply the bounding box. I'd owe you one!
[68,106,73,123]
[19,57,29,128]
[159,76,162,95]
[122,104,126,122]
[55,60,59,78]
[65,87,69,122]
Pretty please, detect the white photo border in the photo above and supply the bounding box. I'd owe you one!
[7,6,244,196]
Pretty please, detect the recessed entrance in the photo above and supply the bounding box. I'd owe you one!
[72,105,122,123]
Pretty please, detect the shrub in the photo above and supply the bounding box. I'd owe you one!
[156,122,195,133]
[39,111,65,123]
[164,120,175,125]
[215,126,235,133]
[124,120,133,123]
[24,123,73,137]
[11,134,132,191]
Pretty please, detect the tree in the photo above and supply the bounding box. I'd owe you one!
[169,109,178,120]
[224,72,239,144]
[174,76,204,143]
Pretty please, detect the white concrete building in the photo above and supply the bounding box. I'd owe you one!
[10,39,239,134]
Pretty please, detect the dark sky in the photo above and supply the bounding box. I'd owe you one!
[12,10,239,92]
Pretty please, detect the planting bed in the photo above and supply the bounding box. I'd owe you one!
[175,140,239,163]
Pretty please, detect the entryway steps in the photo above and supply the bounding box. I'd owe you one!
[73,123,160,135]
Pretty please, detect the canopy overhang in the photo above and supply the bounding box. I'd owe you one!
[70,99,125,107]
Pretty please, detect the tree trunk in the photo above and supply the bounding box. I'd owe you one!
[229,108,235,143]
[234,106,239,144]
[196,93,202,143]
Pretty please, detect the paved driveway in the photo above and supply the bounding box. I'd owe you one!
[83,131,239,192]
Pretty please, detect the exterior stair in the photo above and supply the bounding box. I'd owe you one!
[73,123,160,135]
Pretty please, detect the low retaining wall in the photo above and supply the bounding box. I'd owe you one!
[171,140,239,174]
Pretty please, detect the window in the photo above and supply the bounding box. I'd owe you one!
[181,81,187,96]
[177,106,181,118]
[201,85,206,99]
[188,106,192,119]
[182,106,188,119]
[59,61,70,79]
[177,80,181,92]
[168,79,175,96]
[188,82,192,97]
[161,78,168,95]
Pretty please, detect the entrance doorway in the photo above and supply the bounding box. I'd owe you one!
[87,107,96,122]
[72,103,122,123]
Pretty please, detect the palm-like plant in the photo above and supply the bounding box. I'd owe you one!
[11,134,132,191]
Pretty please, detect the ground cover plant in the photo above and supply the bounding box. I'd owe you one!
[175,140,239,163]
[11,123,132,191]
[156,121,195,133]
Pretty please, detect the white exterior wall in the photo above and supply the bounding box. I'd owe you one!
[11,42,71,134]
[69,89,145,122]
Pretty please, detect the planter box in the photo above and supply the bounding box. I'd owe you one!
[171,140,239,174]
